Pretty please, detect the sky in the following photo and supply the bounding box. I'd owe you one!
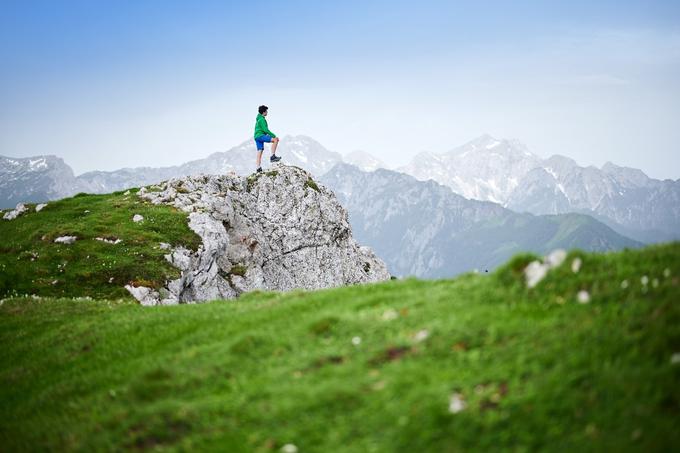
[1,0,679,179]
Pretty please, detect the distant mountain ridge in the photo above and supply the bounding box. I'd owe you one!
[0,155,83,208]
[397,134,680,242]
[1,134,677,245]
[319,163,641,277]
[0,135,342,208]
[76,135,344,194]
[343,150,387,172]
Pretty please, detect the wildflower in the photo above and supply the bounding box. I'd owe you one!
[571,257,582,273]
[448,392,467,414]
[281,444,298,453]
[641,275,649,286]
[351,336,362,346]
[577,290,590,304]
[524,261,548,288]
[382,309,398,321]
[621,280,629,289]
[546,249,567,268]
[414,329,430,342]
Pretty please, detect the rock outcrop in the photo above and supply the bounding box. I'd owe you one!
[2,202,28,220]
[128,164,390,305]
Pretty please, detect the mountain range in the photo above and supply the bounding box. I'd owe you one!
[397,134,680,243]
[0,136,343,208]
[1,134,675,276]
[320,163,640,277]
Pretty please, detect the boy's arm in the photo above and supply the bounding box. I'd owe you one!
[259,116,276,138]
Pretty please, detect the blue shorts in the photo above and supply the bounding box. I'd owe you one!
[255,134,273,151]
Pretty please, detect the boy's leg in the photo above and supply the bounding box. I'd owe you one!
[271,137,279,155]
[256,150,263,168]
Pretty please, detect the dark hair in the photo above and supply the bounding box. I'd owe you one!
[258,105,268,114]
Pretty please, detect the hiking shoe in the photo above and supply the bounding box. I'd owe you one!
[256,167,263,173]
[270,154,281,162]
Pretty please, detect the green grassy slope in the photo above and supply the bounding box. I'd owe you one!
[0,190,201,300]
[1,243,679,452]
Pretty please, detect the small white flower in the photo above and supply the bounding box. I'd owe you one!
[524,261,548,288]
[132,214,144,223]
[663,268,671,278]
[621,280,629,289]
[671,353,680,365]
[382,309,398,321]
[577,290,590,304]
[546,249,567,268]
[641,275,649,286]
[351,336,362,346]
[281,444,298,453]
[448,392,467,414]
[571,257,582,273]
[652,278,659,288]
[414,329,430,342]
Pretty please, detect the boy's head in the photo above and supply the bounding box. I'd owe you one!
[258,105,268,116]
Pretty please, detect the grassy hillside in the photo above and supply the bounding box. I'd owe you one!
[0,190,201,300]
[1,243,679,452]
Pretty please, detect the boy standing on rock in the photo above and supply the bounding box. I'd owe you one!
[254,105,281,173]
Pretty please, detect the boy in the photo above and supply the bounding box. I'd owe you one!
[254,105,281,173]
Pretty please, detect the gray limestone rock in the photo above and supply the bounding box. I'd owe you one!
[126,164,390,305]
[54,235,77,245]
[3,203,28,220]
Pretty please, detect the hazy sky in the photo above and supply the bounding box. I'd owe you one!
[1,0,679,179]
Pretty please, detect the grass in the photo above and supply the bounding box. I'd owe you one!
[229,264,248,277]
[1,243,679,452]
[0,189,201,300]
[304,177,320,192]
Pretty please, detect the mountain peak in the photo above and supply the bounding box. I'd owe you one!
[343,150,387,172]
[464,134,502,149]
[450,135,535,158]
[601,161,651,187]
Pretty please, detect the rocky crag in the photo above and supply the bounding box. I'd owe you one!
[127,164,390,305]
